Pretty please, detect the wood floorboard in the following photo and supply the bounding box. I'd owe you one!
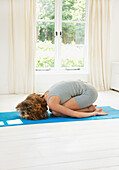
[0,91,119,170]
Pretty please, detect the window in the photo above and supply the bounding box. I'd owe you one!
[36,0,88,71]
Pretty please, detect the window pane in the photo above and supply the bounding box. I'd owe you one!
[62,0,86,21]
[36,0,55,20]
[61,45,85,67]
[36,44,55,68]
[62,23,85,44]
[37,22,55,44]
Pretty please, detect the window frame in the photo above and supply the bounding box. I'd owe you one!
[36,0,88,73]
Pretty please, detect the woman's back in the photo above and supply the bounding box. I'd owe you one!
[47,80,86,104]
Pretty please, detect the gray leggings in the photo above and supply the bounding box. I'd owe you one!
[74,83,98,109]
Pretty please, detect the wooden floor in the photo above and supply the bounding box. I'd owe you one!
[0,90,119,170]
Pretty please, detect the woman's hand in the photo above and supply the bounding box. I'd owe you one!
[92,108,108,116]
[95,110,108,116]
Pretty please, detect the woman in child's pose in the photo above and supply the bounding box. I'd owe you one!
[16,80,108,120]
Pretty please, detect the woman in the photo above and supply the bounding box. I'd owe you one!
[16,80,108,120]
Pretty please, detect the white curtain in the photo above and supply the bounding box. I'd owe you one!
[9,0,36,94]
[88,0,110,91]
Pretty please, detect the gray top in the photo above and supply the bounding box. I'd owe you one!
[47,80,86,104]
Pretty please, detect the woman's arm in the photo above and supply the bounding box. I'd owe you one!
[48,96,96,118]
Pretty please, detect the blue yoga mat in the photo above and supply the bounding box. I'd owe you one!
[0,106,119,127]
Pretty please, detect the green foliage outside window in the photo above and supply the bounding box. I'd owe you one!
[36,45,84,68]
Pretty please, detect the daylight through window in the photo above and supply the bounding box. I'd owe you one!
[36,0,88,71]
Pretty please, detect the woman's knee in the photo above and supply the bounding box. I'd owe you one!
[52,111,61,117]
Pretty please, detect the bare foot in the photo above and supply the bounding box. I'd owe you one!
[88,105,97,112]
[95,108,103,112]
[88,105,103,112]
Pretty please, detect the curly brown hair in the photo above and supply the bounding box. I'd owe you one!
[16,93,48,120]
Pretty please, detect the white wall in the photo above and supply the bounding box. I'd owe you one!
[0,0,9,94]
[0,0,119,94]
[35,71,88,93]
[110,0,119,62]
